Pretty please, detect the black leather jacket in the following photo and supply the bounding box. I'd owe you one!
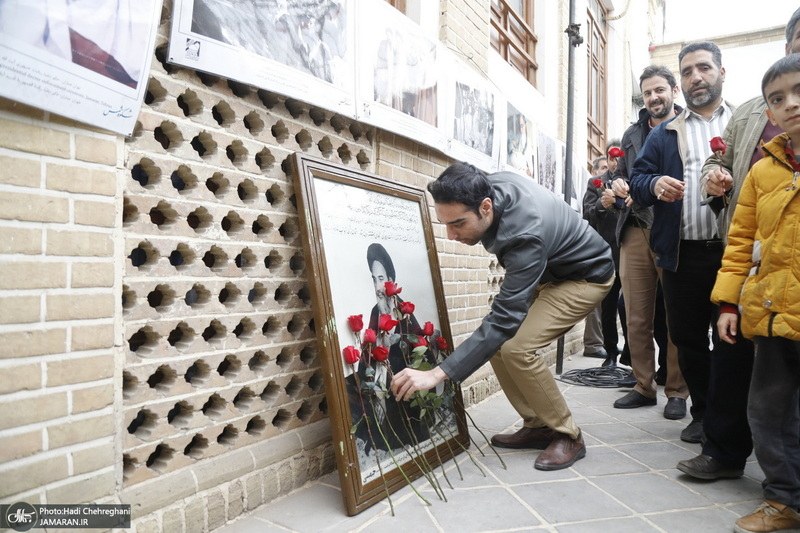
[439,171,614,382]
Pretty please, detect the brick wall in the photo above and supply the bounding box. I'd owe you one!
[0,98,118,505]
[439,0,491,76]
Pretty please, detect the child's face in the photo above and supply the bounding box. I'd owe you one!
[765,71,800,136]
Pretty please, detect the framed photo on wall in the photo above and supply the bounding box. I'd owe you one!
[290,153,469,515]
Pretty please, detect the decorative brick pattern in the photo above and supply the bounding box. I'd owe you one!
[119,19,373,498]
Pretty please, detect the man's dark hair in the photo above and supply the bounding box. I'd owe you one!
[639,65,677,90]
[762,54,800,101]
[592,156,607,173]
[366,243,395,281]
[678,41,722,69]
[787,7,800,45]
[427,162,494,214]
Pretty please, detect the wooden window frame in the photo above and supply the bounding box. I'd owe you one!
[490,0,538,87]
[586,3,608,168]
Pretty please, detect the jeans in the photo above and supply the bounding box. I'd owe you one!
[749,336,800,509]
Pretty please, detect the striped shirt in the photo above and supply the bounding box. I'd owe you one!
[681,103,732,240]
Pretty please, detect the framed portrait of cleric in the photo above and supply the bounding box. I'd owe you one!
[0,0,162,135]
[168,0,357,117]
[290,153,469,515]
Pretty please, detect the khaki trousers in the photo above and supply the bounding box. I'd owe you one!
[490,276,614,439]
[619,228,687,399]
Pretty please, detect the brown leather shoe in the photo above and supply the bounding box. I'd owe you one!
[534,431,586,471]
[734,500,800,533]
[490,427,555,449]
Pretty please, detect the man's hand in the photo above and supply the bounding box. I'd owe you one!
[611,178,634,206]
[717,312,739,344]
[611,178,629,198]
[655,176,684,203]
[391,366,448,402]
[704,167,734,197]
[600,189,616,209]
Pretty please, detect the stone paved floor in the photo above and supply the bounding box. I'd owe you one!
[216,354,763,533]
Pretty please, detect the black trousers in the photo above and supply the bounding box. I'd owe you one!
[661,240,753,466]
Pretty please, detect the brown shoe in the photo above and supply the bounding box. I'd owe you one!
[734,500,800,533]
[490,427,555,449]
[534,432,586,471]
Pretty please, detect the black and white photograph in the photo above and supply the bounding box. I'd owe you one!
[169,0,356,117]
[506,102,536,178]
[357,0,445,151]
[0,0,162,135]
[537,130,558,193]
[453,81,495,157]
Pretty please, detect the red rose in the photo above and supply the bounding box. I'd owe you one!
[384,281,402,296]
[592,178,604,189]
[362,328,377,344]
[371,345,389,362]
[436,337,448,350]
[710,136,727,155]
[378,313,399,332]
[343,345,360,365]
[414,336,427,348]
[347,314,363,332]
[607,147,625,158]
[422,321,435,336]
[398,301,415,315]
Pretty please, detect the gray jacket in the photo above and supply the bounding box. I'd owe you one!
[700,96,769,244]
[439,171,614,382]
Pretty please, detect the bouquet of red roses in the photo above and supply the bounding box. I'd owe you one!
[341,281,503,513]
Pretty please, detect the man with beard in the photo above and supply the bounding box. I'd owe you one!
[608,66,689,418]
[673,7,800,485]
[630,41,747,449]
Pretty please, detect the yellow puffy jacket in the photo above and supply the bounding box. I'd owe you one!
[711,133,800,340]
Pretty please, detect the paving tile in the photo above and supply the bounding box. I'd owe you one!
[249,483,381,533]
[512,478,630,523]
[646,507,747,533]
[665,468,764,504]
[215,515,294,533]
[465,395,521,432]
[590,472,714,514]
[555,516,661,533]
[425,486,541,532]
[582,421,669,446]
[571,445,650,477]
[616,440,696,471]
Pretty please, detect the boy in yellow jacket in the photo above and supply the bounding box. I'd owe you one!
[712,53,800,533]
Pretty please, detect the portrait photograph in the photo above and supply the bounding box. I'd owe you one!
[356,0,445,150]
[291,154,468,515]
[506,102,537,178]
